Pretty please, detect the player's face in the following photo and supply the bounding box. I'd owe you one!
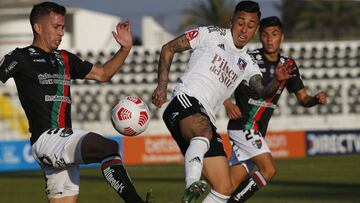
[260,26,284,54]
[230,11,259,49]
[37,12,65,52]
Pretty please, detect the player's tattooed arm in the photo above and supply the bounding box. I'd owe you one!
[152,35,191,107]
[157,34,191,89]
[249,74,280,99]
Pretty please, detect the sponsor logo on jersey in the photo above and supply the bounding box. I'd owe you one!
[209,53,239,88]
[45,95,71,103]
[248,98,277,109]
[4,61,18,74]
[255,54,262,61]
[33,58,46,63]
[237,58,247,71]
[207,26,226,36]
[217,44,225,50]
[28,48,39,56]
[185,30,199,41]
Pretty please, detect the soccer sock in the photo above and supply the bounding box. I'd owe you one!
[228,171,267,203]
[101,156,144,203]
[203,189,230,203]
[184,136,210,188]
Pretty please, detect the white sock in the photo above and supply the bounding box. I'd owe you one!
[203,189,230,203]
[185,137,210,188]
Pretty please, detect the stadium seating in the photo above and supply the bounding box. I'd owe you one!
[1,40,359,139]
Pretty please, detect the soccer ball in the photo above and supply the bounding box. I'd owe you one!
[110,96,150,136]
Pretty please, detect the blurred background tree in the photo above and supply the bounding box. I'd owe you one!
[179,0,360,41]
[277,0,360,40]
[178,0,234,31]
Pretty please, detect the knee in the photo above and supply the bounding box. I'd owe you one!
[81,133,120,163]
[260,164,277,181]
[213,181,234,196]
[102,139,119,157]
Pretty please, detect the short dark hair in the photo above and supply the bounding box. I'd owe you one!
[30,2,66,29]
[233,1,261,20]
[259,16,283,33]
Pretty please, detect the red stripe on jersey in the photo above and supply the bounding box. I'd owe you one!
[58,51,71,127]
[252,81,286,131]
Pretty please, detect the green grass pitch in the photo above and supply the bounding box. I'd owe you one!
[0,155,359,203]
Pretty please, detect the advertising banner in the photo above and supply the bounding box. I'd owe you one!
[0,140,39,171]
[265,131,307,158]
[122,135,183,165]
[307,130,360,156]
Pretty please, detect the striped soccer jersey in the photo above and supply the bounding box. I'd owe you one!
[227,48,304,136]
[0,46,92,144]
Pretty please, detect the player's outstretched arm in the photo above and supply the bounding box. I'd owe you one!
[85,20,133,82]
[295,89,327,107]
[152,34,191,108]
[250,59,295,99]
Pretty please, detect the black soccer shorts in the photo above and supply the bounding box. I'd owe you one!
[162,93,226,157]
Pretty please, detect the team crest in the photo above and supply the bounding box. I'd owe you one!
[252,139,262,149]
[237,58,247,71]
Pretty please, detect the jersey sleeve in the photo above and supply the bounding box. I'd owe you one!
[0,49,23,83]
[286,60,305,93]
[184,26,211,49]
[65,51,93,79]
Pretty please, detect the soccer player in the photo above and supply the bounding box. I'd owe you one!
[151,1,295,202]
[224,16,327,202]
[0,2,151,203]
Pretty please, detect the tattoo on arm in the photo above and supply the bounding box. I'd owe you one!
[169,35,191,53]
[157,35,191,89]
[249,74,280,99]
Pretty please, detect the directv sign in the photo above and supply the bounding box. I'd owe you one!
[307,130,360,156]
[0,140,40,171]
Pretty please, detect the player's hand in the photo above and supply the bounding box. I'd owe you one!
[152,86,167,108]
[275,59,296,82]
[315,91,327,104]
[112,20,133,51]
[224,99,242,119]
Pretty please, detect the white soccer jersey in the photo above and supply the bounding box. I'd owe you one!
[172,26,262,124]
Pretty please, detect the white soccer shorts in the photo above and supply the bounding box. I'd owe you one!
[31,128,88,199]
[228,129,270,172]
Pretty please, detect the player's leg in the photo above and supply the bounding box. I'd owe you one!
[32,129,84,203]
[228,153,275,202]
[252,152,276,182]
[227,129,273,202]
[45,166,79,203]
[229,164,250,190]
[50,196,77,203]
[162,94,215,202]
[202,156,233,203]
[80,132,149,203]
[179,113,212,188]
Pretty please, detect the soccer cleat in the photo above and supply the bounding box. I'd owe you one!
[144,189,154,203]
[182,180,208,203]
